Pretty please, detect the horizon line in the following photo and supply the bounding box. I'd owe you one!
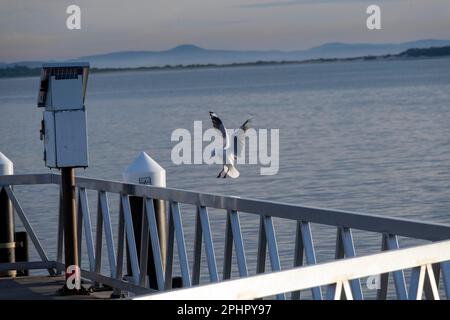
[2,37,450,64]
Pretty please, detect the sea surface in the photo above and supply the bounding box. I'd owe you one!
[1,58,450,297]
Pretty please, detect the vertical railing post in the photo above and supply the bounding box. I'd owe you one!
[386,234,408,299]
[79,188,95,272]
[164,207,175,290]
[263,216,285,300]
[291,221,304,300]
[223,210,233,280]
[199,206,219,283]
[327,227,363,300]
[94,192,103,288]
[112,200,126,298]
[293,221,322,300]
[100,191,116,278]
[170,201,191,287]
[121,194,140,285]
[256,216,267,275]
[192,207,203,285]
[423,263,440,300]
[441,261,450,299]
[229,210,248,278]
[145,198,165,290]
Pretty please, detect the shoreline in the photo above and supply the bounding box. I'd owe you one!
[1,51,449,79]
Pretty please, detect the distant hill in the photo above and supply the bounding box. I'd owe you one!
[306,39,450,58]
[1,45,450,79]
[2,39,450,69]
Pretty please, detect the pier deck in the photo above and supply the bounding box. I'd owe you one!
[0,276,113,300]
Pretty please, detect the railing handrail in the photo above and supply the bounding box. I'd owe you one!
[134,239,450,300]
[1,173,450,241]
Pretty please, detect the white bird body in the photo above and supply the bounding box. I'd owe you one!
[209,112,251,179]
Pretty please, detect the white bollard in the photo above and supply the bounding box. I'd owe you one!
[123,152,166,188]
[0,152,13,175]
[0,152,15,277]
[123,152,167,289]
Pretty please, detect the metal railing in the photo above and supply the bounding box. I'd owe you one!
[135,239,450,300]
[0,173,449,300]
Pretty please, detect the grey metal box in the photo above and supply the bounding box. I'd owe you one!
[47,76,83,111]
[43,110,89,168]
[38,62,90,169]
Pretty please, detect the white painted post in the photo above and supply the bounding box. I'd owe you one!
[123,152,167,289]
[123,152,166,188]
[0,152,15,277]
[0,153,13,175]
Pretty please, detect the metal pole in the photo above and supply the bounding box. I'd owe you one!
[14,231,28,277]
[61,167,79,288]
[127,196,144,278]
[0,152,15,277]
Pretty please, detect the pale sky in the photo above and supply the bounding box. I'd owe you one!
[1,0,450,62]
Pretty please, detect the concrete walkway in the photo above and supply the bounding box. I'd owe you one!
[0,276,114,300]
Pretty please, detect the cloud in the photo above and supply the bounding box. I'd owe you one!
[174,19,250,27]
[238,0,394,9]
[239,0,310,8]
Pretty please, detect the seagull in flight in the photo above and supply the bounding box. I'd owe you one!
[209,112,252,179]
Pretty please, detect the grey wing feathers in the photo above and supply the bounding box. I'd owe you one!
[209,112,229,149]
[233,118,252,159]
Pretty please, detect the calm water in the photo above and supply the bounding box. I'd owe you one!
[1,58,450,295]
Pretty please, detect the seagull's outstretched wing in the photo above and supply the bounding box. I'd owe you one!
[231,118,252,160]
[209,112,229,149]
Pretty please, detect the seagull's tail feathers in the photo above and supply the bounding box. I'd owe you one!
[224,165,240,178]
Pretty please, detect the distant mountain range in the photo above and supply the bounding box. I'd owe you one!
[2,39,450,69]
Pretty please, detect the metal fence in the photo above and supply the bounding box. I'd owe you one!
[1,173,449,299]
[135,239,450,300]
